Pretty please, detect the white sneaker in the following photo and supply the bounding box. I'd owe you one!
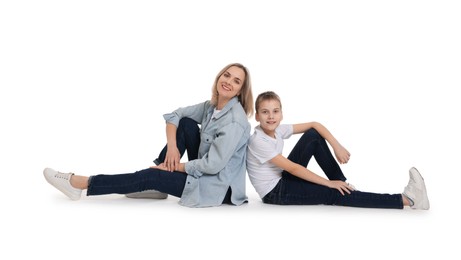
[403,167,430,210]
[125,190,168,199]
[43,168,82,200]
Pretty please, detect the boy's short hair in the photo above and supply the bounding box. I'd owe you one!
[255,91,282,112]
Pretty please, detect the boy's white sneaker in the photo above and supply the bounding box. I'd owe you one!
[125,190,168,199]
[43,168,82,200]
[403,167,430,210]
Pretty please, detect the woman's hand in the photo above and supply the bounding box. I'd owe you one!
[164,147,181,172]
[150,163,168,171]
[328,180,354,195]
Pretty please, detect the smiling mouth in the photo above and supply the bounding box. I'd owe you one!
[221,83,231,91]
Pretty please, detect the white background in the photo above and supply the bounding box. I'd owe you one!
[1,1,460,259]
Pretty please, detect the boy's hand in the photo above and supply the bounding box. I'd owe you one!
[334,144,351,164]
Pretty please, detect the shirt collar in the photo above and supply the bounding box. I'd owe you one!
[208,96,239,119]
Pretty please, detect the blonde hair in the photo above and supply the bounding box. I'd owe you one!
[211,63,254,117]
[255,91,282,113]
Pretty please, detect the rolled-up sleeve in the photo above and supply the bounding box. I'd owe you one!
[163,102,209,127]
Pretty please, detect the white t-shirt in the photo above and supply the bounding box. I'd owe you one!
[212,108,221,118]
[246,124,293,198]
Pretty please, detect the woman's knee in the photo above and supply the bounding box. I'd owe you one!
[178,117,199,131]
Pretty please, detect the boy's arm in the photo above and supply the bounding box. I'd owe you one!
[292,121,350,164]
[270,154,353,195]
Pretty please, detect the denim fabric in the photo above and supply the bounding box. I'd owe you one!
[262,128,403,209]
[154,117,201,165]
[87,118,234,204]
[87,118,200,198]
[87,168,187,198]
[162,97,250,207]
[88,97,250,208]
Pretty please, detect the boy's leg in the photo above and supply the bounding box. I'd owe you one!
[286,128,346,181]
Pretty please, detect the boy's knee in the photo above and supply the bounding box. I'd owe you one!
[305,128,320,138]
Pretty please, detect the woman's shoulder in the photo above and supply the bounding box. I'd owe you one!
[228,102,248,120]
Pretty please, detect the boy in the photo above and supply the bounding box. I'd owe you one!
[246,91,429,209]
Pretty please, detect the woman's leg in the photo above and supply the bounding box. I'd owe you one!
[44,167,186,200]
[87,168,187,198]
[45,118,199,200]
[126,117,200,198]
[286,128,346,181]
[153,117,200,165]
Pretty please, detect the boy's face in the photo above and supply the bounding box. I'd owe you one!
[256,99,283,134]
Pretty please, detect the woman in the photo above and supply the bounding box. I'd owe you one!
[246,91,429,209]
[44,63,254,208]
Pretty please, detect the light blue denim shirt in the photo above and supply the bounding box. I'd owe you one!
[163,97,250,207]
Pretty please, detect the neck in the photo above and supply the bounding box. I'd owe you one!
[217,97,231,110]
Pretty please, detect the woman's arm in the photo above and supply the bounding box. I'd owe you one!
[270,154,353,195]
[162,101,209,172]
[293,121,350,164]
[164,123,182,172]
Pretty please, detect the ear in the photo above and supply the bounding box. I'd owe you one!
[255,112,260,122]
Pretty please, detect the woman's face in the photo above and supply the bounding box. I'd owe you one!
[216,66,245,103]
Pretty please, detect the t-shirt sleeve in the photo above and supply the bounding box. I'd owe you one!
[278,124,294,139]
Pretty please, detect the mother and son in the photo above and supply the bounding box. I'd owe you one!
[44,63,429,210]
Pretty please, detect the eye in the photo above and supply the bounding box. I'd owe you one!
[233,79,241,84]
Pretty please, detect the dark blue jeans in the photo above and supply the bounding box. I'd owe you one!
[87,118,199,198]
[262,128,403,209]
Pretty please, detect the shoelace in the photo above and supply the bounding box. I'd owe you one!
[54,172,71,180]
